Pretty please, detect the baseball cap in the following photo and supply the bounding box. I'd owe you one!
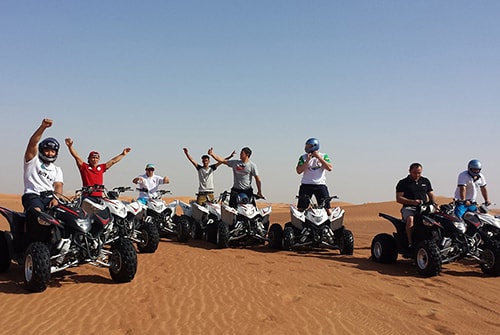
[88,151,100,159]
[145,163,155,170]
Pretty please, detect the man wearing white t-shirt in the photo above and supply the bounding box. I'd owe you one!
[21,119,64,248]
[296,138,333,215]
[454,159,491,218]
[133,163,170,205]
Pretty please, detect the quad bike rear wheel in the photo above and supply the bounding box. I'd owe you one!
[109,239,138,283]
[0,232,12,273]
[268,223,283,249]
[24,242,51,292]
[137,221,160,253]
[371,233,398,264]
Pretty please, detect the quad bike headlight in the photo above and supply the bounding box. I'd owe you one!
[37,217,51,226]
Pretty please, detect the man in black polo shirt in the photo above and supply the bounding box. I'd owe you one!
[396,162,437,248]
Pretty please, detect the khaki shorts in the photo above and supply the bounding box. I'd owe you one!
[196,192,215,205]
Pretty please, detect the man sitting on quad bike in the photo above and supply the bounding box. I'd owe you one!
[396,162,437,249]
[21,118,64,252]
[133,163,170,204]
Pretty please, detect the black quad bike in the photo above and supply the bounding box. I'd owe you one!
[0,191,137,292]
[371,202,500,277]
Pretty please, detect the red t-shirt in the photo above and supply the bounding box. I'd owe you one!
[79,162,107,196]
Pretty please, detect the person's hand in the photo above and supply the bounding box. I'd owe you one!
[484,201,492,207]
[230,150,236,157]
[42,118,53,128]
[65,138,73,147]
[183,147,188,154]
[48,197,59,208]
[123,147,131,155]
[311,150,320,159]
[257,192,264,199]
[208,147,213,155]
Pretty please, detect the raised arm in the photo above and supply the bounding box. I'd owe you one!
[183,148,198,168]
[216,150,236,167]
[208,147,229,165]
[105,147,131,169]
[25,118,53,162]
[65,137,84,167]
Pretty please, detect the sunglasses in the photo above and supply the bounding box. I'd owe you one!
[146,168,155,171]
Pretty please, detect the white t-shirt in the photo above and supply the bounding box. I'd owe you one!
[196,164,217,192]
[454,170,487,202]
[297,152,331,185]
[136,174,166,199]
[23,156,64,194]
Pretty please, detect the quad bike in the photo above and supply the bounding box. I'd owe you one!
[281,195,353,255]
[371,202,500,277]
[215,191,276,249]
[0,190,137,292]
[178,192,224,243]
[80,185,160,253]
[139,188,190,243]
[459,202,500,242]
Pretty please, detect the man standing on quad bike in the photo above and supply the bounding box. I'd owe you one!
[182,147,235,205]
[296,138,333,215]
[453,159,491,218]
[132,163,170,204]
[396,162,437,248]
[208,146,264,208]
[22,119,64,242]
[65,137,131,197]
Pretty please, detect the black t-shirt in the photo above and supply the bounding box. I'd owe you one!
[396,176,433,203]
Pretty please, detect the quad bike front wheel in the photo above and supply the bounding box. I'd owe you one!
[339,229,354,255]
[176,215,191,243]
[190,218,203,240]
[371,233,398,264]
[217,221,230,249]
[480,239,500,276]
[282,225,295,251]
[24,242,51,292]
[109,239,138,283]
[137,221,160,253]
[268,223,283,250]
[415,239,442,277]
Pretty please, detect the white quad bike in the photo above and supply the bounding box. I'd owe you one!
[138,188,191,243]
[178,193,224,244]
[80,185,160,253]
[282,195,354,254]
[215,191,278,249]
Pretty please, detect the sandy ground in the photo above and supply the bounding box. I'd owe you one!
[0,193,499,335]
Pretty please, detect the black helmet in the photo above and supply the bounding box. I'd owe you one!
[38,137,60,163]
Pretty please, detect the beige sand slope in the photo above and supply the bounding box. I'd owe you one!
[0,194,499,335]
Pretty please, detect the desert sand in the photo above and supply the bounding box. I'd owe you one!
[0,193,499,335]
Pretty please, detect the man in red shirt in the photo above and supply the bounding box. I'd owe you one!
[65,138,131,196]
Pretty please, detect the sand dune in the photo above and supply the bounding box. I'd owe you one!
[0,194,499,335]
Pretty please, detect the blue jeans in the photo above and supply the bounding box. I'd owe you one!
[454,203,477,218]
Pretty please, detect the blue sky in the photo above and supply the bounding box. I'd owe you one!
[1,1,499,207]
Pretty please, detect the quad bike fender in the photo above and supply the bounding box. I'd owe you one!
[178,201,193,217]
[289,205,305,230]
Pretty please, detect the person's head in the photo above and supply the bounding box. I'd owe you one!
[240,147,252,160]
[201,154,210,167]
[87,151,100,166]
[145,163,155,176]
[467,159,482,178]
[38,137,60,164]
[408,162,422,181]
[305,138,320,154]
